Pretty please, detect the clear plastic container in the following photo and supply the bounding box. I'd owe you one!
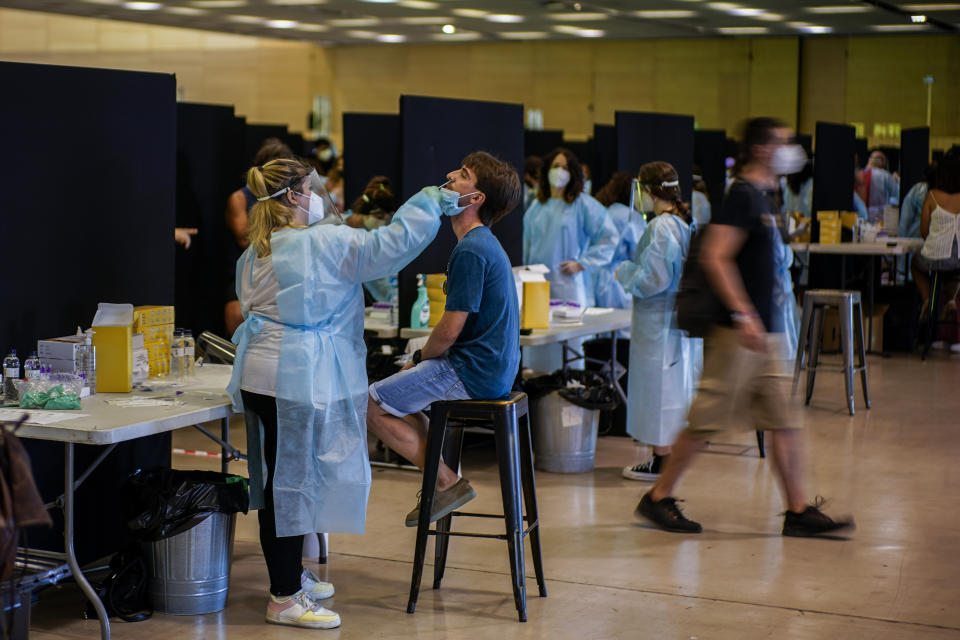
[171,329,185,381]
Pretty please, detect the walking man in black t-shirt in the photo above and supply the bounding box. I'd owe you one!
[637,117,854,538]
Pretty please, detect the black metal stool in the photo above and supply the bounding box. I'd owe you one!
[407,392,546,622]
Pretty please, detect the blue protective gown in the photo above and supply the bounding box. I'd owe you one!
[616,214,702,447]
[590,202,646,310]
[691,191,712,228]
[522,194,617,372]
[781,177,813,219]
[774,236,800,362]
[899,182,928,239]
[227,190,441,537]
[853,192,868,219]
[862,167,900,209]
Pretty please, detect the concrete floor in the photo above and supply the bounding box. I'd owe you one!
[27,351,960,639]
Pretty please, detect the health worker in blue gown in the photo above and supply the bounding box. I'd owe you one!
[226,158,441,628]
[617,162,703,482]
[522,147,617,371]
[590,171,648,311]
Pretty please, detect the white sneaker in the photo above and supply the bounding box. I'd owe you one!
[302,568,335,600]
[265,590,341,629]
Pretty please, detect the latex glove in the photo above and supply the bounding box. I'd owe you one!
[559,260,584,275]
[421,186,442,204]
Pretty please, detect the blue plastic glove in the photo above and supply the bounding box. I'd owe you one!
[421,185,442,204]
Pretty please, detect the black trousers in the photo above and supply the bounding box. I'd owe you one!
[241,390,304,597]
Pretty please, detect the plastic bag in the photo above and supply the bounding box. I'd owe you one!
[18,382,83,410]
[522,370,619,411]
[121,468,249,541]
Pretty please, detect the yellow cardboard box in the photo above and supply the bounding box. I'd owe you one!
[140,323,174,345]
[92,325,133,392]
[134,306,175,331]
[521,281,550,330]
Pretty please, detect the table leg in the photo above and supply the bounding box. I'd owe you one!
[65,443,110,640]
[841,255,846,289]
[868,256,875,354]
[220,416,230,474]
[610,332,627,405]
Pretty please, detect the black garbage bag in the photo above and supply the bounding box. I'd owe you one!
[121,468,249,541]
[522,370,620,411]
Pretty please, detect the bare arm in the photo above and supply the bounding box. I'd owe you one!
[421,311,468,360]
[225,190,250,249]
[700,223,766,351]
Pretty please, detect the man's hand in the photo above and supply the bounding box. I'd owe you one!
[400,361,415,371]
[559,260,584,275]
[737,315,767,353]
[175,228,198,249]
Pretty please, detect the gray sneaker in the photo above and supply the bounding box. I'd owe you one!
[405,478,477,527]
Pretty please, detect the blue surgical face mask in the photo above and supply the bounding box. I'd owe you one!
[438,179,479,217]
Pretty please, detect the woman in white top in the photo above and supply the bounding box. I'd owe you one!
[912,146,960,317]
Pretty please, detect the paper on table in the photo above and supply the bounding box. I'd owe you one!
[0,408,89,425]
[584,307,614,316]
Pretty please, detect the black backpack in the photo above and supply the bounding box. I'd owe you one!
[675,224,725,337]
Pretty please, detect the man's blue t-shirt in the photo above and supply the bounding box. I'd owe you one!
[444,226,520,399]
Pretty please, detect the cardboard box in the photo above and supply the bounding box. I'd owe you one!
[37,335,83,362]
[139,323,174,346]
[43,358,78,374]
[92,325,133,392]
[133,306,175,330]
[820,304,888,353]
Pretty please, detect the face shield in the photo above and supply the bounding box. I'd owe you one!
[257,169,343,225]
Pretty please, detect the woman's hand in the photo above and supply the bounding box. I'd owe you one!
[559,260,584,275]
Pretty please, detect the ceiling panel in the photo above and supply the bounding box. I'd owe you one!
[0,0,956,45]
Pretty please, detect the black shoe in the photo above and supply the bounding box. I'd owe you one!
[636,492,702,533]
[782,503,855,538]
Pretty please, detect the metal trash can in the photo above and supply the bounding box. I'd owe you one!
[532,389,600,473]
[143,512,236,615]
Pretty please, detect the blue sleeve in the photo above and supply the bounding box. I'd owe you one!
[853,192,868,219]
[577,196,618,270]
[445,249,485,313]
[615,218,682,300]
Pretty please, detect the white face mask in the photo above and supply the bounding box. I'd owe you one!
[548,166,570,189]
[317,148,333,162]
[770,144,807,176]
[295,191,327,225]
[639,191,656,214]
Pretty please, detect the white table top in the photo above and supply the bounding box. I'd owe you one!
[399,308,632,347]
[791,239,924,255]
[14,365,234,446]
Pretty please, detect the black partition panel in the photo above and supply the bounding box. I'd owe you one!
[0,61,176,564]
[694,129,727,213]
[399,95,524,326]
[615,111,695,201]
[342,113,400,206]
[244,123,289,166]
[813,122,855,215]
[524,129,564,159]
[900,127,930,206]
[176,103,245,338]
[932,149,945,163]
[593,124,617,194]
[855,137,869,169]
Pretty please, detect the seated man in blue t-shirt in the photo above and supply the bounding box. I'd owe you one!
[367,151,522,526]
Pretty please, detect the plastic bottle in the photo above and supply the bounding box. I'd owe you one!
[23,351,41,381]
[2,349,20,404]
[77,329,97,394]
[183,329,196,378]
[388,275,400,327]
[171,329,185,381]
[410,274,431,329]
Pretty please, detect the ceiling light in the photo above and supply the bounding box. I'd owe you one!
[716,26,769,34]
[167,5,206,14]
[363,0,398,3]
[634,10,696,18]
[902,3,960,10]
[346,30,378,38]
[807,5,871,13]
[730,8,764,16]
[911,14,927,22]
[788,22,832,33]
[329,18,381,26]
[227,14,261,23]
[399,0,439,8]
[124,1,163,9]
[441,23,456,33]
[452,8,489,18]
[486,14,524,23]
[266,19,298,28]
[267,0,327,5]
[871,23,929,31]
[431,31,481,40]
[498,31,548,39]
[755,12,783,21]
[707,3,742,11]
[552,25,604,37]
[377,33,406,42]
[398,16,449,24]
[190,0,247,7]
[548,12,607,20]
[298,23,329,31]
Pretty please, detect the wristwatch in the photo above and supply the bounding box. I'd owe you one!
[412,349,423,365]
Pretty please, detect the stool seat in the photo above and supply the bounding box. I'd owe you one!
[407,390,545,623]
[794,289,870,415]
